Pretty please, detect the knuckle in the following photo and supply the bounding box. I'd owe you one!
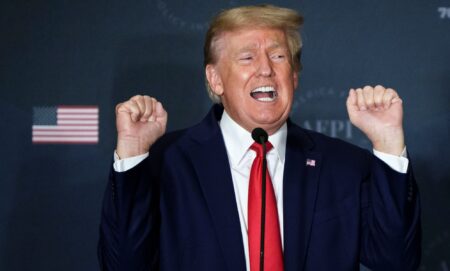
[143,110,152,117]
[374,84,384,90]
[129,95,138,102]
[386,88,396,94]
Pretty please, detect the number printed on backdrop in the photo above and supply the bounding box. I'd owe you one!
[437,7,450,19]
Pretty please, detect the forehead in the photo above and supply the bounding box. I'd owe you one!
[216,27,288,52]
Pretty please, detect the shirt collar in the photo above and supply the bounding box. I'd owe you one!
[219,110,287,167]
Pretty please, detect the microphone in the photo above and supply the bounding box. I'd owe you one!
[252,127,268,145]
[251,127,268,271]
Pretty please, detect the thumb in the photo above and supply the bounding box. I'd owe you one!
[346,89,358,112]
[154,101,168,126]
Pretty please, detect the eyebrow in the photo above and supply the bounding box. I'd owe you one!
[236,41,286,54]
[267,42,284,50]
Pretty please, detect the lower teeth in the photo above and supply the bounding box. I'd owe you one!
[257,97,274,102]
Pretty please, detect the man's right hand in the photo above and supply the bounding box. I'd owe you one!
[115,95,167,159]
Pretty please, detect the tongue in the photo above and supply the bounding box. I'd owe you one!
[252,92,273,99]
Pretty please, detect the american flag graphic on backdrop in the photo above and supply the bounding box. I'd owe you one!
[32,106,99,144]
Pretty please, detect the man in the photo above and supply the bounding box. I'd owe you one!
[98,5,421,271]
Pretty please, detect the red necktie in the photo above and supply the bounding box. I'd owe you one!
[248,142,284,271]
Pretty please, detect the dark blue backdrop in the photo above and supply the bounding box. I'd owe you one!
[1,0,449,270]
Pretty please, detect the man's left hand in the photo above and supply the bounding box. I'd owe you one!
[346,85,405,156]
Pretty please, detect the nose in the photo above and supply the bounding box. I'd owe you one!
[258,54,274,77]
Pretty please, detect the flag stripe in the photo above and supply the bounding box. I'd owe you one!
[33,137,98,143]
[33,131,98,136]
[32,137,98,142]
[58,105,97,108]
[58,114,98,119]
[32,125,97,130]
[57,120,98,125]
[58,108,98,114]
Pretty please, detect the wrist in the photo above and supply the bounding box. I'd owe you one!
[116,135,149,159]
[371,129,405,156]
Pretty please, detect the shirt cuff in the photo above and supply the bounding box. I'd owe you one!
[113,151,149,172]
[373,147,409,173]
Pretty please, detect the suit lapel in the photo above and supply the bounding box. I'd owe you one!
[283,123,322,271]
[184,106,246,271]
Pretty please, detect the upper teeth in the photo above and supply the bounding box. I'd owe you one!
[252,86,275,93]
[250,86,278,102]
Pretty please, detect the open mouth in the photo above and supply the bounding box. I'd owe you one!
[250,86,278,102]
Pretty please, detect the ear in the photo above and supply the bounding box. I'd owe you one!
[205,64,224,96]
[292,70,299,90]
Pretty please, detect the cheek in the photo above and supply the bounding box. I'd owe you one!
[224,72,252,96]
[232,63,256,80]
[234,69,252,84]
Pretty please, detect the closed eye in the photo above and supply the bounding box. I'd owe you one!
[272,54,285,60]
[240,56,253,61]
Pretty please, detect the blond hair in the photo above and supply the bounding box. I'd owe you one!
[203,5,304,103]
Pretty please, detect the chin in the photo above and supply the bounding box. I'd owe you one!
[253,117,284,133]
[256,111,286,123]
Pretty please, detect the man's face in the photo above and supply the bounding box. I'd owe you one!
[206,27,298,135]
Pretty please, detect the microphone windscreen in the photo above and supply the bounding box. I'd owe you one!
[251,127,268,143]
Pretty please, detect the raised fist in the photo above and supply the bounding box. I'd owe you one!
[115,95,168,158]
[346,85,405,155]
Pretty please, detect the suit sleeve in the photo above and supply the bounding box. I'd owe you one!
[360,154,421,270]
[98,156,160,271]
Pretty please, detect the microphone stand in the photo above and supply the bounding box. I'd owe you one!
[260,136,267,271]
[252,127,269,271]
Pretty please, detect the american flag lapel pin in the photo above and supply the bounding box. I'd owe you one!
[306,159,316,167]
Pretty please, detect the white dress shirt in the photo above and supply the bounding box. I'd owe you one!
[113,110,409,270]
[219,111,287,271]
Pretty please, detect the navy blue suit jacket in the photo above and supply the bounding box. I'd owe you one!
[98,105,421,270]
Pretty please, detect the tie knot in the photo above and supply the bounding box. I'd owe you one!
[250,141,273,157]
